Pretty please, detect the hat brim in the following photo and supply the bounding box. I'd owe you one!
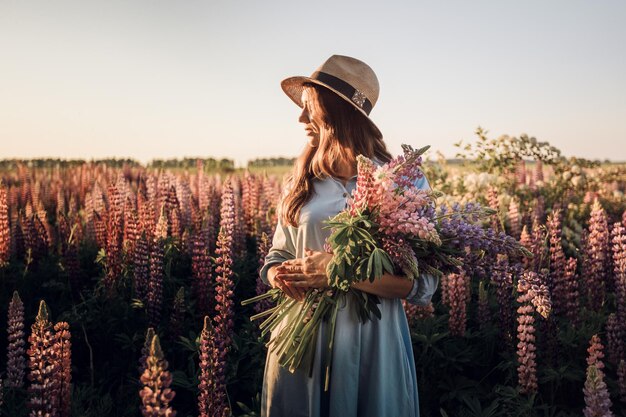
[280,76,382,138]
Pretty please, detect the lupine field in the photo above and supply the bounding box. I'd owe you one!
[0,131,625,417]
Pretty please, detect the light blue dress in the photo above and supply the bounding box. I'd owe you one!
[259,172,439,417]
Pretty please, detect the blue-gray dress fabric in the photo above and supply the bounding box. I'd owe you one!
[259,172,439,417]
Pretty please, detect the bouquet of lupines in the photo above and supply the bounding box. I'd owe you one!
[243,144,529,389]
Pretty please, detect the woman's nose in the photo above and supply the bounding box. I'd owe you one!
[299,108,309,123]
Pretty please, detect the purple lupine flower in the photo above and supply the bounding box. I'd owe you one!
[254,232,273,314]
[192,231,213,319]
[6,291,26,388]
[606,313,623,366]
[583,334,614,417]
[438,203,523,260]
[490,255,515,346]
[169,288,185,341]
[381,236,419,280]
[134,231,150,302]
[147,238,164,328]
[618,359,626,404]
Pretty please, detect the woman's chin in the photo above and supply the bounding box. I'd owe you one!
[307,137,320,147]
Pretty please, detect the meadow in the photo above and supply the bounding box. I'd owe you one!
[0,131,625,416]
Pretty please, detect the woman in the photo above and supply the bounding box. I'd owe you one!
[259,55,439,417]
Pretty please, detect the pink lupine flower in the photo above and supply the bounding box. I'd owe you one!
[53,321,72,417]
[349,155,378,215]
[516,160,526,186]
[532,195,545,224]
[445,271,470,337]
[477,280,491,331]
[562,257,580,326]
[534,159,544,184]
[508,198,521,239]
[583,334,614,417]
[487,186,501,232]
[214,179,236,352]
[0,185,10,266]
[610,221,626,348]
[139,334,177,417]
[548,210,567,315]
[27,300,57,416]
[516,275,538,394]
[155,205,169,241]
[519,225,532,269]
[198,316,230,417]
[583,200,609,311]
[6,291,26,388]
[403,300,434,329]
[105,183,124,293]
[123,200,139,259]
[241,172,260,237]
[138,327,156,374]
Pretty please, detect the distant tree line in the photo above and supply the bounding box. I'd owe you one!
[147,157,235,171]
[247,157,296,168]
[0,158,141,170]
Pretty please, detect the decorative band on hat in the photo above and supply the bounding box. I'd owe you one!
[311,71,373,115]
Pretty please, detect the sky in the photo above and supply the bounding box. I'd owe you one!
[1,0,625,166]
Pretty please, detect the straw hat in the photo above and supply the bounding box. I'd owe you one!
[281,55,381,136]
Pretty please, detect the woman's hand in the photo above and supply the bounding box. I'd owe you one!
[274,248,332,300]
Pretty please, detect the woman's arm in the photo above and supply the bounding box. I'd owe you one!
[351,273,413,299]
[279,250,414,299]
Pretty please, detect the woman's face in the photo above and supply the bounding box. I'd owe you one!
[299,88,323,147]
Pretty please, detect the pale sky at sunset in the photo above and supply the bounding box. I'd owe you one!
[1,0,625,166]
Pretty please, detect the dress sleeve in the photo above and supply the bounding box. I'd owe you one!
[404,170,440,306]
[259,217,297,285]
[405,275,440,306]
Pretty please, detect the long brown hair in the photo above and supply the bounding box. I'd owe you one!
[279,83,392,227]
